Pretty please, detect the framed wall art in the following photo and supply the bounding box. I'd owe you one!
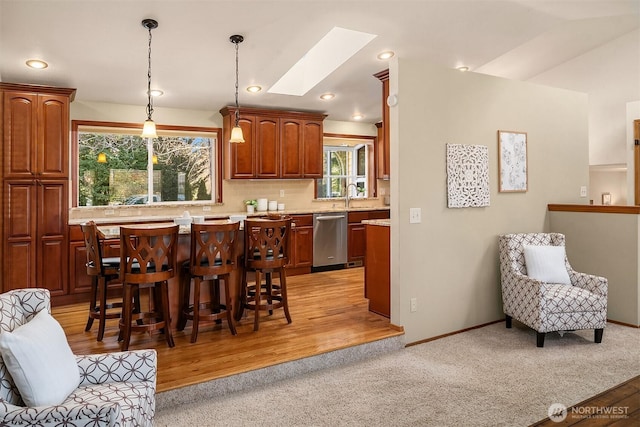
[446,143,490,208]
[498,130,528,192]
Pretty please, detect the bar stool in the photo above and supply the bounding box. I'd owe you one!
[80,221,123,341]
[236,218,292,331]
[177,221,240,342]
[119,224,179,351]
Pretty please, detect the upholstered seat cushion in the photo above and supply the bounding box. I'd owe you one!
[542,284,607,314]
[65,382,155,426]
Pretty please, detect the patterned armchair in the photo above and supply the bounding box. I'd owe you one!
[0,288,156,426]
[499,233,607,347]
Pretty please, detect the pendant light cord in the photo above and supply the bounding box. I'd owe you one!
[234,40,240,126]
[146,25,154,121]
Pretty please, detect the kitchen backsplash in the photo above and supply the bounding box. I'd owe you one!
[69,179,390,221]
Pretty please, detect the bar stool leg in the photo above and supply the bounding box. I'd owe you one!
[190,277,201,343]
[279,268,292,324]
[160,280,175,347]
[236,267,247,321]
[85,276,98,332]
[120,284,134,351]
[97,276,108,341]
[212,278,222,324]
[253,269,262,331]
[177,266,190,331]
[223,276,237,335]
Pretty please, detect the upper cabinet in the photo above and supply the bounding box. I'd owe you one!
[220,106,326,179]
[3,86,74,179]
[374,69,390,179]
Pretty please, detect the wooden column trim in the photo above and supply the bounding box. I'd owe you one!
[634,119,639,205]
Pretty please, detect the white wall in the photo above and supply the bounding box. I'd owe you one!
[530,29,640,166]
[389,59,590,343]
[589,167,627,205]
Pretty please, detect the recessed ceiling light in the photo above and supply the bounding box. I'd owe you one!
[26,59,48,69]
[352,114,364,120]
[246,85,262,93]
[320,93,335,100]
[457,66,469,72]
[377,51,394,60]
[149,89,164,97]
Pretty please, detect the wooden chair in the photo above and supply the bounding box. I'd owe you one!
[119,224,179,350]
[177,222,240,342]
[80,221,123,341]
[237,218,292,331]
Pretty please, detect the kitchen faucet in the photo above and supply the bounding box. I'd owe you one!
[345,183,358,209]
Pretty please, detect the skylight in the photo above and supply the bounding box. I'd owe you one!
[268,27,377,96]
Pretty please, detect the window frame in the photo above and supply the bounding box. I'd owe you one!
[71,120,223,207]
[316,133,377,199]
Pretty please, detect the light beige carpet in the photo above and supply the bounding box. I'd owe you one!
[155,322,639,426]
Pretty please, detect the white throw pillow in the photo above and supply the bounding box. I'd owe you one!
[0,310,80,407]
[523,245,571,285]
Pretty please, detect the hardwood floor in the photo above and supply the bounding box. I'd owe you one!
[531,376,640,426]
[52,267,403,393]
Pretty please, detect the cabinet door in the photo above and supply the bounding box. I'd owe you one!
[69,240,92,294]
[3,180,37,290]
[293,226,313,267]
[280,119,303,178]
[37,180,68,296]
[38,94,69,178]
[348,222,366,263]
[302,120,323,178]
[3,92,37,179]
[230,116,256,178]
[255,116,279,178]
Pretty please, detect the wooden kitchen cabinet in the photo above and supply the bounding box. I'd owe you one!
[364,223,390,318]
[221,106,326,179]
[289,214,313,274]
[1,83,75,295]
[374,69,390,179]
[347,209,390,265]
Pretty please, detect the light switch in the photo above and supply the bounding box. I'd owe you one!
[409,208,421,224]
[580,186,587,197]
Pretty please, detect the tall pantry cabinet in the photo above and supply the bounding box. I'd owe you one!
[0,83,76,295]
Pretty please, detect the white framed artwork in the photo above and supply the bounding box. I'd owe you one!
[498,130,528,192]
[446,144,490,208]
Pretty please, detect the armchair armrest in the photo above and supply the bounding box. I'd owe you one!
[76,349,157,387]
[569,270,608,296]
[0,400,121,426]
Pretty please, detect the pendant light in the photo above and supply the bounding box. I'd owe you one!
[229,34,245,143]
[141,19,158,139]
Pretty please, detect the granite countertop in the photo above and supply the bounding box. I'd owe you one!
[69,206,390,226]
[361,219,391,227]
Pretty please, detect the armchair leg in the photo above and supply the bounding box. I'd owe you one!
[505,315,512,328]
[536,332,545,348]
[595,328,604,343]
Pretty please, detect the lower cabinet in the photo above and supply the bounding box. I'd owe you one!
[348,210,390,265]
[364,224,390,318]
[289,214,313,274]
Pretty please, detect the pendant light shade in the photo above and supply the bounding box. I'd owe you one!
[229,34,245,143]
[141,19,158,139]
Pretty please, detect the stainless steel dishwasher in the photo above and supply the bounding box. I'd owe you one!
[313,212,347,268]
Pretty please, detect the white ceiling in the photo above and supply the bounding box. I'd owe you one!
[0,0,638,124]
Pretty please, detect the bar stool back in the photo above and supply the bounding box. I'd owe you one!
[119,224,179,350]
[177,221,240,342]
[237,218,292,331]
[81,221,122,341]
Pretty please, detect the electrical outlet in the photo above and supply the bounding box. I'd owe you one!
[104,209,114,216]
[580,186,587,197]
[280,189,285,197]
[409,208,421,224]
[410,298,417,312]
[202,206,212,211]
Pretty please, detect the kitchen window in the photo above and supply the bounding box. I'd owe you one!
[317,141,370,199]
[72,121,221,207]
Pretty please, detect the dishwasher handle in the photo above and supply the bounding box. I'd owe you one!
[316,215,346,221]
